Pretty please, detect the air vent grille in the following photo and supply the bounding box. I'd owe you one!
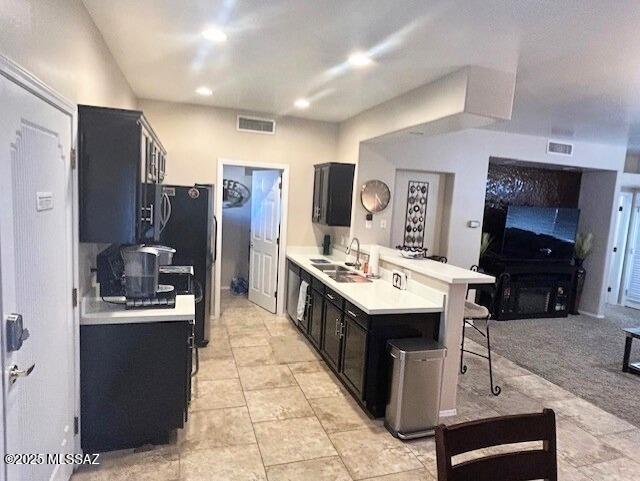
[237,115,276,134]
[547,140,573,156]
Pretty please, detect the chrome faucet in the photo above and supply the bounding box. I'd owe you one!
[346,237,361,270]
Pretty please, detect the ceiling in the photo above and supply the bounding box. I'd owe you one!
[83,0,640,146]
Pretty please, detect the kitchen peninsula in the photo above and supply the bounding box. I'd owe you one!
[286,246,494,419]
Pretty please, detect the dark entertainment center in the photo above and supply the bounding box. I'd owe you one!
[480,160,582,320]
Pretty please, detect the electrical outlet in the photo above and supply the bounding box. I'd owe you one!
[380,219,387,228]
[365,220,372,229]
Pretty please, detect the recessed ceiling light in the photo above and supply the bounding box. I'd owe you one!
[195,86,213,96]
[348,52,372,67]
[294,98,310,109]
[202,27,227,43]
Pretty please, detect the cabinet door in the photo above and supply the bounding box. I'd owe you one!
[319,165,330,224]
[309,289,323,348]
[340,317,367,397]
[322,301,342,370]
[312,166,322,222]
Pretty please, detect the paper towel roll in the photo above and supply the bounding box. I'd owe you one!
[369,245,380,276]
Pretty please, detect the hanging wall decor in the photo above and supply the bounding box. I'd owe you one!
[403,180,429,248]
[222,178,251,209]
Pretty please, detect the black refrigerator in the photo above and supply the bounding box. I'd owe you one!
[159,184,215,346]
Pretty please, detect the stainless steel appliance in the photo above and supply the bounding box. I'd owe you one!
[287,261,301,321]
[385,338,446,439]
[96,244,177,309]
[121,246,161,299]
[157,184,215,346]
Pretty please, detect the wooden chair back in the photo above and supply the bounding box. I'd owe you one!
[435,409,557,481]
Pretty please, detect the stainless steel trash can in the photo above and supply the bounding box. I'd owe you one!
[384,338,447,439]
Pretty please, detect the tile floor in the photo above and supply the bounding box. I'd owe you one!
[72,293,640,480]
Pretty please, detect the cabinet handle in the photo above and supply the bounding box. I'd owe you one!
[347,310,357,318]
[339,321,345,338]
[327,293,335,300]
[334,318,340,336]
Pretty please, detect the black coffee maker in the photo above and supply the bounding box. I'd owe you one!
[96,244,177,309]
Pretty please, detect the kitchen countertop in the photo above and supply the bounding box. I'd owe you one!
[80,294,195,326]
[358,245,495,285]
[287,253,443,315]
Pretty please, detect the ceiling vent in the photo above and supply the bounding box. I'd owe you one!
[237,115,276,135]
[547,140,573,156]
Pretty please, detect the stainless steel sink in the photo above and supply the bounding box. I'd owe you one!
[313,264,350,273]
[311,263,371,283]
[332,272,372,283]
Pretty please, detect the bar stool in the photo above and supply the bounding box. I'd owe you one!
[460,266,501,396]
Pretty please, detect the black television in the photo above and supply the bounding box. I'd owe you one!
[501,206,580,261]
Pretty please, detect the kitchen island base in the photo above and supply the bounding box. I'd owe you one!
[288,259,440,418]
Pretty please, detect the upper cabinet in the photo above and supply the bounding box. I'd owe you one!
[78,105,166,244]
[312,162,355,226]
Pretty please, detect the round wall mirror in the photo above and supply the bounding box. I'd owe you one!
[361,180,391,213]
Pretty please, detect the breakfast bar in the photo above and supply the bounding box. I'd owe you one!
[287,246,494,418]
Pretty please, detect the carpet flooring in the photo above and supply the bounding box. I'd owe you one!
[470,304,640,427]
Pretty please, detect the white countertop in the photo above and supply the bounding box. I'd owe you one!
[80,295,195,326]
[359,245,495,285]
[287,253,443,315]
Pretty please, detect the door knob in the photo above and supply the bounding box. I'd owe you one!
[9,364,35,384]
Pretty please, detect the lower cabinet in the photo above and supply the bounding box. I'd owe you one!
[340,316,367,397]
[80,320,192,452]
[322,301,343,371]
[286,261,441,418]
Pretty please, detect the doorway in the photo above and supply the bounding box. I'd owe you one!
[607,191,632,305]
[215,159,289,318]
[0,56,78,481]
[621,191,640,309]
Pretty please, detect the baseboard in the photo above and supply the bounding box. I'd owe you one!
[439,409,457,418]
[578,309,605,319]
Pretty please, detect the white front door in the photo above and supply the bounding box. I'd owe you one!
[623,194,640,309]
[0,72,75,481]
[249,170,282,313]
[608,191,632,305]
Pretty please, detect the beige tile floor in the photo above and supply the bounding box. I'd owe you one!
[72,292,640,480]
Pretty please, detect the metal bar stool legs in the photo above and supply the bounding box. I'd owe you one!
[459,304,501,396]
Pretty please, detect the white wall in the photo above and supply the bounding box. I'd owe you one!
[139,99,339,248]
[1,0,138,296]
[350,128,626,315]
[0,0,136,109]
[221,166,251,289]
[578,171,620,315]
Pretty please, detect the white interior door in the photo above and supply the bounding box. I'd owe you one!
[249,170,282,313]
[0,73,75,481]
[622,194,640,309]
[607,191,632,305]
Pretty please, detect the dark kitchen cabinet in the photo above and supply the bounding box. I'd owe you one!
[312,162,355,226]
[309,288,324,348]
[80,320,192,452]
[78,105,167,243]
[340,316,367,397]
[322,300,343,370]
[286,260,441,418]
